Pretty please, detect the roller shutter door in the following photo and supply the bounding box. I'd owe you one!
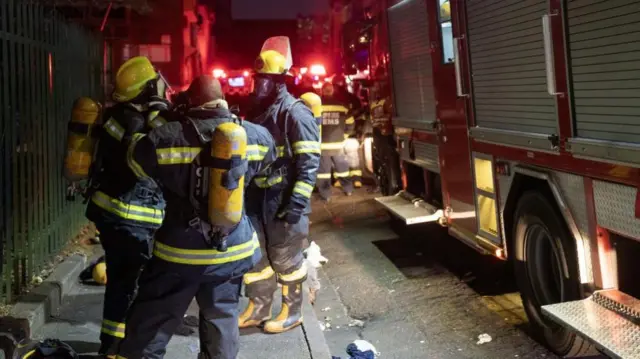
[568,0,640,143]
[387,0,437,131]
[466,0,557,134]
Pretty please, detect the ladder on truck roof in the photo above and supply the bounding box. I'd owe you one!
[375,191,443,225]
[542,290,640,359]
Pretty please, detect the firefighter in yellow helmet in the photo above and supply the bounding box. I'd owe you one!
[83,56,171,356]
[241,37,321,334]
[116,75,277,359]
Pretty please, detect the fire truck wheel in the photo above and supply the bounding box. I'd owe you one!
[512,191,595,357]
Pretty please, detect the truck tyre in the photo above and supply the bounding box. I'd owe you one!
[378,146,400,196]
[512,191,595,357]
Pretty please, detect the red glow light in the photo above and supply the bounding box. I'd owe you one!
[243,71,250,77]
[213,69,225,78]
[309,64,326,76]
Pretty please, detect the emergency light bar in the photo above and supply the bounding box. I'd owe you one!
[213,69,225,78]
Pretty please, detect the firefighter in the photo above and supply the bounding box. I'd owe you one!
[316,82,354,201]
[83,56,170,357]
[332,74,364,188]
[370,68,400,195]
[239,36,321,334]
[117,75,277,359]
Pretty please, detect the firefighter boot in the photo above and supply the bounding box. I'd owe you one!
[263,283,303,333]
[238,296,273,328]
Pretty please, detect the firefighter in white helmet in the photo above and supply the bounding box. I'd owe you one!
[240,36,321,334]
[117,75,277,359]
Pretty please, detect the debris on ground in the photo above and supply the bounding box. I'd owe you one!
[348,319,365,328]
[321,307,331,312]
[476,333,492,345]
[332,339,378,359]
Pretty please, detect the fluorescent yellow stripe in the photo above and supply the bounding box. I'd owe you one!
[244,266,275,284]
[91,191,164,224]
[101,319,126,339]
[104,118,125,141]
[292,140,321,155]
[321,142,345,150]
[293,181,314,198]
[345,116,355,124]
[276,146,286,158]
[153,233,259,265]
[350,169,363,176]
[334,171,350,178]
[126,134,149,179]
[156,147,202,165]
[322,105,349,113]
[246,144,269,161]
[278,262,308,282]
[254,175,283,188]
[317,173,331,179]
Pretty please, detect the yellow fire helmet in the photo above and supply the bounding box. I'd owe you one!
[300,92,322,118]
[113,56,158,102]
[255,36,293,75]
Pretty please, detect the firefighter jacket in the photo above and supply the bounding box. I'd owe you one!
[85,103,166,233]
[247,87,321,217]
[126,105,278,266]
[370,98,393,136]
[320,96,355,156]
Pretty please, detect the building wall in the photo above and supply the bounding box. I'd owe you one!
[110,0,212,92]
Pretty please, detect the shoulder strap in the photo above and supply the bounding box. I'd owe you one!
[279,99,304,158]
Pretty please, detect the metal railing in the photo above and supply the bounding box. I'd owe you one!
[0,0,103,302]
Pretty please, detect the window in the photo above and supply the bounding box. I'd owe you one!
[138,44,171,63]
[439,0,454,64]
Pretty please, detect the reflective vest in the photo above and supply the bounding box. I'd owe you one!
[320,97,355,155]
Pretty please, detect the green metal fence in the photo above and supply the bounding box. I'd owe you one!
[0,0,103,302]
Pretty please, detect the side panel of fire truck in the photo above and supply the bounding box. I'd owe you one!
[377,0,640,357]
[460,0,640,357]
[377,0,477,235]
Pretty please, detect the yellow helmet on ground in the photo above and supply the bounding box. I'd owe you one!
[255,36,293,75]
[92,262,107,285]
[300,92,322,118]
[113,56,158,102]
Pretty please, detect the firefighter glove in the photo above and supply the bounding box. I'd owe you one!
[277,208,302,225]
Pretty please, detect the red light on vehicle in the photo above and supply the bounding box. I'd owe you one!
[324,77,331,82]
[310,64,326,76]
[243,71,250,77]
[213,69,225,78]
[313,75,319,81]
[300,67,308,75]
[363,69,370,75]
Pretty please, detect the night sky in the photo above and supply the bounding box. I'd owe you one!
[231,0,329,19]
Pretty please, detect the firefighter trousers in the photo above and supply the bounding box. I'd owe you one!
[96,225,153,356]
[117,255,254,359]
[317,152,353,199]
[244,213,308,298]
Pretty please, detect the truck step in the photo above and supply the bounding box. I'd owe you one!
[542,289,640,359]
[375,191,443,225]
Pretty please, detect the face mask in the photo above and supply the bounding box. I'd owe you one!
[251,75,276,102]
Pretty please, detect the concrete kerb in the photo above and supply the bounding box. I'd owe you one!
[302,283,333,359]
[2,254,87,339]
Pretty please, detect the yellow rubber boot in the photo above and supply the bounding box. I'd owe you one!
[264,283,303,334]
[238,296,273,328]
[354,180,362,188]
[334,181,341,188]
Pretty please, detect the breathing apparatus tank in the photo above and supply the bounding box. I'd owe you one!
[208,122,248,231]
[63,97,101,182]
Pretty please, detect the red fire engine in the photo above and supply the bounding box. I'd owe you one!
[356,0,640,357]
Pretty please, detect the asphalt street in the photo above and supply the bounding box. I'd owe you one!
[309,188,557,359]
